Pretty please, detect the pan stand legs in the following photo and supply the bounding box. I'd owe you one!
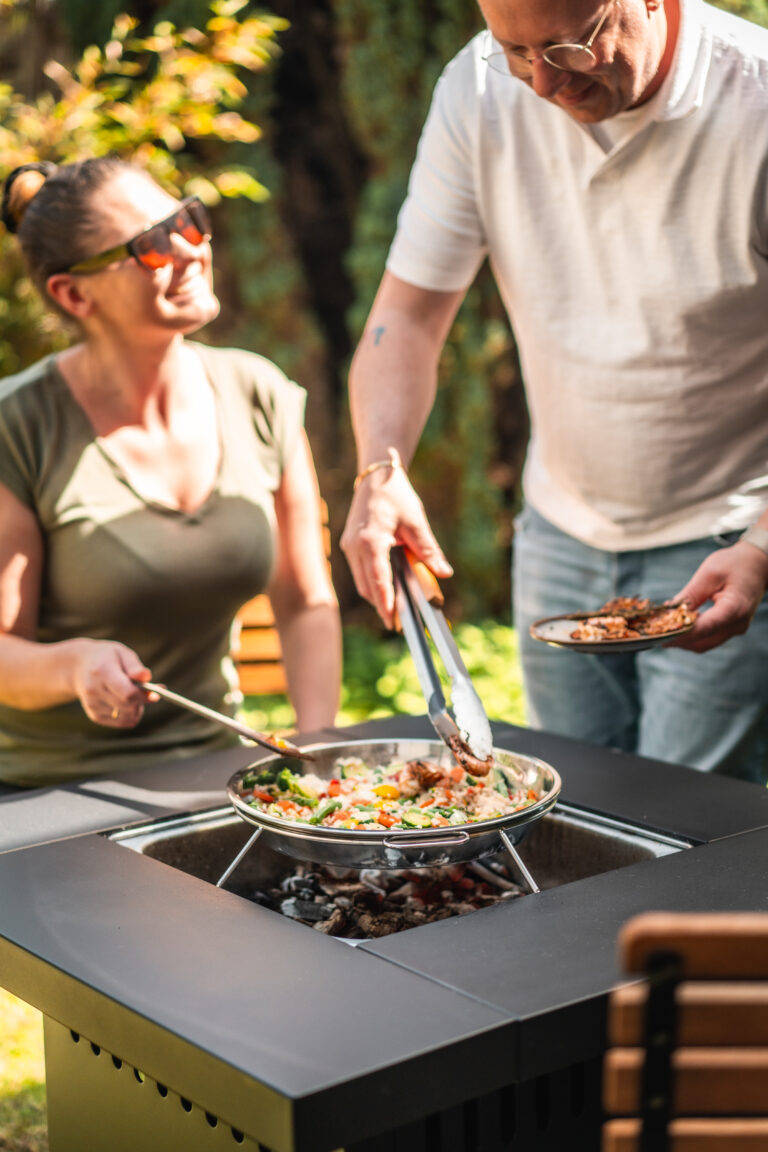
[215,827,263,889]
[498,830,540,894]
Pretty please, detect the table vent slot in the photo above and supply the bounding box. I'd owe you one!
[46,1019,262,1150]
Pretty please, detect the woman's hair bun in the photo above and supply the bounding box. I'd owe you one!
[1,162,58,234]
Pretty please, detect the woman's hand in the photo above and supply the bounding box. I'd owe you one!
[670,539,768,653]
[69,638,153,727]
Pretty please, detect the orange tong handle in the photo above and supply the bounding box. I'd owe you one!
[403,547,445,607]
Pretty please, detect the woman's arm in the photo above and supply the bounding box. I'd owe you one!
[268,431,342,732]
[0,482,151,724]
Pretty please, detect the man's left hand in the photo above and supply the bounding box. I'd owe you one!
[670,539,768,652]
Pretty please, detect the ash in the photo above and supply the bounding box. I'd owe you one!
[247,859,525,938]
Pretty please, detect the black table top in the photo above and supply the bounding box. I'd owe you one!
[0,716,766,1151]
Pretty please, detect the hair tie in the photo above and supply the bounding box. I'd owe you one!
[1,161,58,234]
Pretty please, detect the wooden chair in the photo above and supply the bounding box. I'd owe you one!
[230,499,331,697]
[603,911,768,1152]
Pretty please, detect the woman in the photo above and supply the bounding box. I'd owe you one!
[0,156,341,786]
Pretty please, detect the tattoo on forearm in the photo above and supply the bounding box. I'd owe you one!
[372,325,386,346]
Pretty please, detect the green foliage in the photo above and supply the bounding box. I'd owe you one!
[337,0,521,616]
[714,0,768,23]
[0,0,285,377]
[0,989,46,1152]
[241,622,527,732]
[4,0,768,622]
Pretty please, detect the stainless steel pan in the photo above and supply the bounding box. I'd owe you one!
[222,739,561,889]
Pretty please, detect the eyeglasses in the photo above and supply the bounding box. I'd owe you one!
[63,196,212,275]
[483,0,618,76]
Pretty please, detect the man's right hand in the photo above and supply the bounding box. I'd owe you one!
[341,462,452,629]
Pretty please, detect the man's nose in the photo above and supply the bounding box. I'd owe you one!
[529,56,569,99]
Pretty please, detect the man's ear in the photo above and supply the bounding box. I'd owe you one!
[45,274,96,319]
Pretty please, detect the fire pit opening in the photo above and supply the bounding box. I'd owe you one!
[110,805,689,940]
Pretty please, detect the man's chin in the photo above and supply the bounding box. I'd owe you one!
[554,81,614,122]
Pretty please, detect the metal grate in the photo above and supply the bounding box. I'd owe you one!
[44,1019,266,1152]
[346,1057,604,1152]
[44,1016,603,1151]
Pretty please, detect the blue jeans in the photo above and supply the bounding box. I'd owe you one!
[513,505,768,784]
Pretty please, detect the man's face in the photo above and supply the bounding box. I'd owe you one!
[478,0,673,123]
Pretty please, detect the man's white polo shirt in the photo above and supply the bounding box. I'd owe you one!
[387,0,768,551]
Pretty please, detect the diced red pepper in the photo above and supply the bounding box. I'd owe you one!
[252,787,274,803]
[377,812,396,828]
[328,778,341,796]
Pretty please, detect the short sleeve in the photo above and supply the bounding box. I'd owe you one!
[386,38,488,292]
[247,352,307,472]
[193,343,307,488]
[0,362,49,510]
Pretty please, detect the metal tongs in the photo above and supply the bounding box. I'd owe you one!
[140,681,316,762]
[391,546,495,773]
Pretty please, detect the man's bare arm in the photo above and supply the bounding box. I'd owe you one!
[341,271,465,625]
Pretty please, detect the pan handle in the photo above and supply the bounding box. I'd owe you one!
[383,831,470,849]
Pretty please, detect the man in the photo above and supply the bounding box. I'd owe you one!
[341,0,768,782]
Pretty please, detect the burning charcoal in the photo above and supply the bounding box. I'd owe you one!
[313,907,349,936]
[280,875,319,899]
[357,910,408,937]
[249,890,279,910]
[359,870,387,896]
[317,878,364,898]
[422,908,457,923]
[280,897,334,923]
[449,902,479,917]
[353,888,383,913]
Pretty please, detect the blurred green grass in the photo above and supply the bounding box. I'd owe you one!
[0,623,524,1150]
[0,991,47,1152]
[242,621,527,733]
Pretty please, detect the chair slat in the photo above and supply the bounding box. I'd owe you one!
[233,630,284,662]
[604,1047,768,1114]
[609,981,768,1046]
[603,1117,768,1152]
[230,498,329,699]
[235,663,288,697]
[619,913,768,978]
[235,596,278,627]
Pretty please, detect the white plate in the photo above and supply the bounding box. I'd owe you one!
[529,614,696,654]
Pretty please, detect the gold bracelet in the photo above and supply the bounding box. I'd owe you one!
[353,448,404,491]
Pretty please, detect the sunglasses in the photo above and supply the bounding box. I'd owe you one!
[64,197,212,275]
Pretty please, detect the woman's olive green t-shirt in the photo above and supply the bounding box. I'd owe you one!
[0,342,305,785]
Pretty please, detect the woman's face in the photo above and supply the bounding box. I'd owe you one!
[63,170,220,336]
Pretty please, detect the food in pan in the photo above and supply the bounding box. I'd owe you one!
[237,756,540,831]
[570,597,696,642]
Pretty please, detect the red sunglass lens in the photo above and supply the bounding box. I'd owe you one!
[186,200,212,238]
[132,202,210,269]
[178,220,205,244]
[133,223,172,269]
